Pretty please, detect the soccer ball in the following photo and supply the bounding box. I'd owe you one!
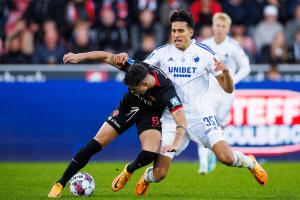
[69,172,95,196]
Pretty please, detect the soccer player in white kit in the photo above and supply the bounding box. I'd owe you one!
[197,13,251,174]
[112,10,267,195]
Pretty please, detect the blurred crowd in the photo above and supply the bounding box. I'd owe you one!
[1,0,300,65]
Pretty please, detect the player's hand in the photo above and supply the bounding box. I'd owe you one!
[63,52,82,64]
[162,145,177,154]
[113,53,128,65]
[213,57,229,74]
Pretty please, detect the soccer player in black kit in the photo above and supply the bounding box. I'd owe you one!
[48,51,188,198]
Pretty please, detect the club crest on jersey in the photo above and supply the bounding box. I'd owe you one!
[193,56,200,63]
[170,97,180,107]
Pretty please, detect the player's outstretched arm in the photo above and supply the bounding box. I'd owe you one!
[113,53,128,65]
[214,58,234,93]
[63,51,124,69]
[162,108,188,153]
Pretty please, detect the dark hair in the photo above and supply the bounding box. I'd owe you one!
[170,10,194,29]
[124,63,148,87]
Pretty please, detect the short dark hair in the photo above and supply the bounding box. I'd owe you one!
[124,63,148,87]
[170,10,194,29]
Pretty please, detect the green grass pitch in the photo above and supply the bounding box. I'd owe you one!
[1,161,300,200]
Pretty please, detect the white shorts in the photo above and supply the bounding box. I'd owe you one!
[210,90,234,126]
[160,112,225,159]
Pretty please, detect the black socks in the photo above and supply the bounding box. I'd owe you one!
[126,150,158,173]
[58,139,102,187]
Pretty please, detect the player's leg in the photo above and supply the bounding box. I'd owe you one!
[127,129,161,173]
[197,137,217,174]
[49,95,133,198]
[112,113,161,192]
[112,129,161,192]
[198,95,231,174]
[135,154,171,195]
[48,122,118,198]
[135,121,190,195]
[212,140,268,186]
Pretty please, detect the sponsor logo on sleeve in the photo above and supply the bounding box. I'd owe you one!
[170,97,181,107]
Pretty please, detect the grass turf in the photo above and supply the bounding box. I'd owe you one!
[0,162,299,200]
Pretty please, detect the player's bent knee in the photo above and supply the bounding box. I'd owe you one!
[153,167,168,181]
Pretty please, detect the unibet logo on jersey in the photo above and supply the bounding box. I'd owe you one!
[168,66,197,78]
[170,97,180,107]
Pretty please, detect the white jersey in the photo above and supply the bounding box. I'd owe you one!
[203,36,250,85]
[202,36,250,125]
[144,39,221,122]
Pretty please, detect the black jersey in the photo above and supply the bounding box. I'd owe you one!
[122,58,183,113]
[106,58,183,135]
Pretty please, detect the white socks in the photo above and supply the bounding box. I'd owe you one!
[144,166,160,183]
[198,146,209,173]
[232,151,254,170]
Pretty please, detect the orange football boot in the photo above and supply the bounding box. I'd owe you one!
[112,164,132,192]
[48,182,63,198]
[248,154,268,186]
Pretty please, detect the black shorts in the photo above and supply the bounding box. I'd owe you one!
[106,94,162,135]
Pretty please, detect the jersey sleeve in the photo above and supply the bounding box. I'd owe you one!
[162,86,183,113]
[122,58,140,72]
[143,49,161,67]
[232,45,250,84]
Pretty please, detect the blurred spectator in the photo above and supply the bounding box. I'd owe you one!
[5,0,30,37]
[96,7,127,52]
[3,31,31,64]
[231,24,256,62]
[159,0,188,29]
[133,34,156,60]
[267,64,281,81]
[69,20,98,63]
[0,0,13,39]
[219,0,259,27]
[286,0,300,20]
[64,0,96,40]
[257,0,289,24]
[289,27,300,63]
[128,0,158,25]
[253,5,283,60]
[23,0,66,41]
[4,19,34,63]
[285,3,300,47]
[95,0,128,26]
[195,25,213,42]
[65,0,96,26]
[0,0,299,66]
[130,8,164,51]
[190,0,222,33]
[32,20,66,64]
[269,31,289,63]
[0,0,13,62]
[260,31,289,64]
